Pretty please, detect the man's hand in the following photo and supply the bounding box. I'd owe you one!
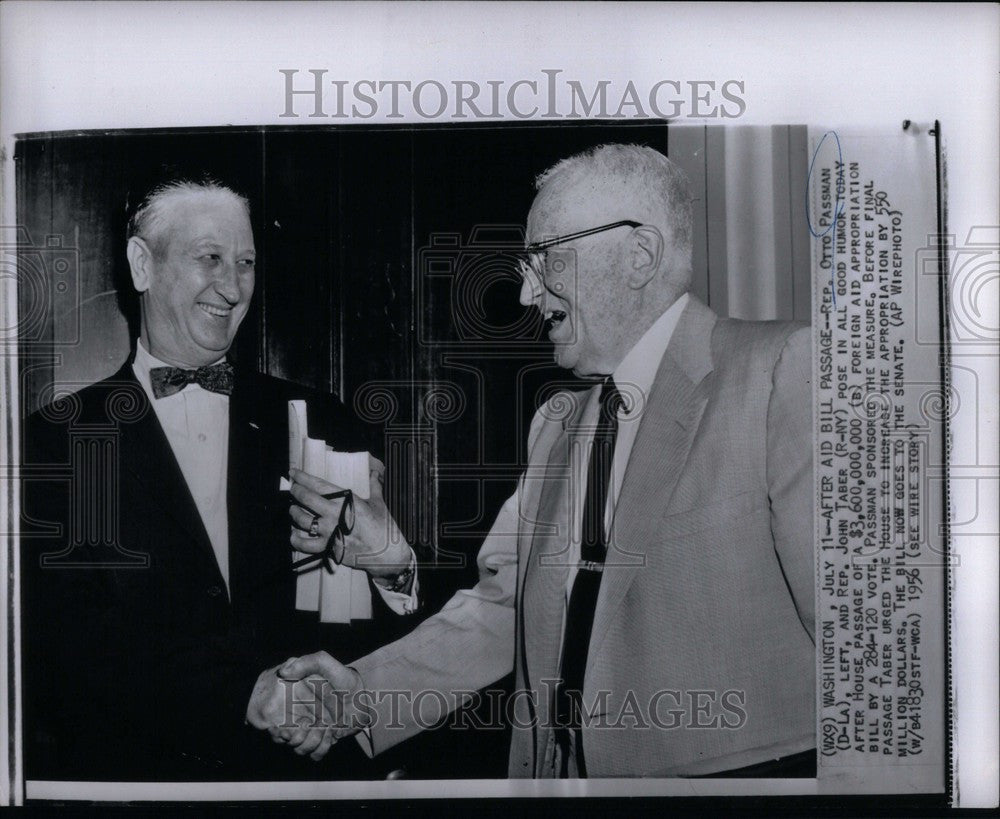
[288,458,411,579]
[276,652,371,761]
[246,662,337,761]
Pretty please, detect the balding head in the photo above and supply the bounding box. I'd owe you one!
[529,143,693,289]
[128,179,251,260]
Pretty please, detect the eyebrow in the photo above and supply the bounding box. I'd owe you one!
[189,239,256,256]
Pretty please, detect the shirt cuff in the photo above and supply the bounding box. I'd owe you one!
[371,548,418,615]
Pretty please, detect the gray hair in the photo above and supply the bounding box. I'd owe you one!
[534,143,693,261]
[127,178,250,257]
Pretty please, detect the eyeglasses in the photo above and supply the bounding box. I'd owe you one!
[524,219,642,253]
[517,220,642,299]
[291,489,355,573]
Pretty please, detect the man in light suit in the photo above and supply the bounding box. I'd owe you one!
[250,144,815,778]
[21,177,418,780]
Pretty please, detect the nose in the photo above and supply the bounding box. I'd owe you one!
[215,262,241,305]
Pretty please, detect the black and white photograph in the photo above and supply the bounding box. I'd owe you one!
[15,122,820,786]
[0,1,996,810]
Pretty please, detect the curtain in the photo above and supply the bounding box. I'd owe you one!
[668,124,811,322]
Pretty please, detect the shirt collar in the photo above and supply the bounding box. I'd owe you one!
[612,292,690,415]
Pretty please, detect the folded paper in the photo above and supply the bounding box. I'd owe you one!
[287,400,373,623]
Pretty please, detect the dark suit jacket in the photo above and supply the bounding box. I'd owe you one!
[21,358,409,781]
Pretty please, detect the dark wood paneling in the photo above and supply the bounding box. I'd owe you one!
[260,130,338,393]
[333,129,414,397]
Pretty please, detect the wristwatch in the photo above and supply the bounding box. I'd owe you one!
[376,555,415,595]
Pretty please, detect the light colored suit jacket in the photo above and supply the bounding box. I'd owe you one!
[353,295,815,777]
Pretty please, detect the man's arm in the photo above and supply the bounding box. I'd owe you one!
[766,325,816,641]
[348,483,521,757]
[246,487,522,760]
[255,486,522,759]
[251,397,563,758]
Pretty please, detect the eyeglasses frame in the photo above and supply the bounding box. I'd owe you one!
[518,219,643,298]
[524,219,643,253]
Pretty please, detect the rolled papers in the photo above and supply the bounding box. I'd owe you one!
[287,401,373,622]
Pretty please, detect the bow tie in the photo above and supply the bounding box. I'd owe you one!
[149,362,235,399]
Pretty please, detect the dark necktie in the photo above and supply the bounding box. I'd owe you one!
[149,361,235,399]
[555,377,623,777]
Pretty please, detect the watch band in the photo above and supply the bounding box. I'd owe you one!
[384,562,415,595]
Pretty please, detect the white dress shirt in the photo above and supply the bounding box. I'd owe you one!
[564,292,690,595]
[133,340,418,612]
[133,341,233,589]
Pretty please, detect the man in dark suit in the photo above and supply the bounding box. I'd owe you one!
[20,178,417,781]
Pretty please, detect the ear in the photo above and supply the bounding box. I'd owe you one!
[625,225,663,289]
[126,236,154,293]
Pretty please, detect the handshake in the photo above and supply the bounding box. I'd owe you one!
[245,457,416,762]
[246,652,371,762]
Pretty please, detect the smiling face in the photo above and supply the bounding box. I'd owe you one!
[130,190,256,368]
[520,187,633,378]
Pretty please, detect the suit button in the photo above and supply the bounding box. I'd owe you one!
[207,585,223,598]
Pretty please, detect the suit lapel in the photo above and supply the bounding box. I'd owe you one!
[226,370,267,614]
[113,363,223,585]
[586,298,717,667]
[521,389,593,692]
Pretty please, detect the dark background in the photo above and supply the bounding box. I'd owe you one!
[16,121,809,779]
